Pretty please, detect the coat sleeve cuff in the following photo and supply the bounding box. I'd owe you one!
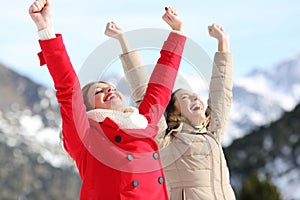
[37,34,64,66]
[162,32,186,56]
[38,26,56,40]
[119,50,143,71]
[37,51,46,66]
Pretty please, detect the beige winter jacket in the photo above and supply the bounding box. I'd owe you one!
[159,52,235,200]
[120,50,235,200]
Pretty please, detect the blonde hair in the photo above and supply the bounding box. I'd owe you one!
[81,82,96,112]
[81,81,112,112]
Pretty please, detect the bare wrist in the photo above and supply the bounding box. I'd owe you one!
[218,39,230,52]
[173,24,184,32]
[115,34,125,41]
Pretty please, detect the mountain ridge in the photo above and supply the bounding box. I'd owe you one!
[0,50,299,198]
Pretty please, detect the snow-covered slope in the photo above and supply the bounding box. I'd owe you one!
[0,63,70,168]
[224,52,300,145]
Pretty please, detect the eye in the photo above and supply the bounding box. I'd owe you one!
[181,94,189,99]
[95,90,103,95]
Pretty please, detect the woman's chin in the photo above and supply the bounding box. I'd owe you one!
[190,110,205,117]
[186,112,206,124]
[110,101,125,111]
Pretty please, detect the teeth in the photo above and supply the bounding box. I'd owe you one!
[106,93,115,101]
[191,104,202,111]
[110,94,115,100]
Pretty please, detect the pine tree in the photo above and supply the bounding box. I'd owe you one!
[239,172,282,200]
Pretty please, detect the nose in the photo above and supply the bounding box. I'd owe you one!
[104,86,113,93]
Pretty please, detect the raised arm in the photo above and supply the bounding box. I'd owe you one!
[206,23,233,142]
[29,0,88,160]
[104,21,148,105]
[104,22,130,53]
[139,8,185,135]
[154,7,184,144]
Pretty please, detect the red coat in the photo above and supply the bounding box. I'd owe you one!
[38,32,186,199]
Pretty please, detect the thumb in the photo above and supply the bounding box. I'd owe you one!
[45,0,51,8]
[43,0,52,12]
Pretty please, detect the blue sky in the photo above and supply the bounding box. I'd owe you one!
[0,0,300,88]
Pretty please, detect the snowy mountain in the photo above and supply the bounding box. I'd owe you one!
[224,104,300,200]
[224,52,300,146]
[0,63,69,168]
[0,63,81,199]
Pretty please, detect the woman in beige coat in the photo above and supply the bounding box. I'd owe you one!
[158,24,236,200]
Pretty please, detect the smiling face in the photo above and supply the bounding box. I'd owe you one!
[86,82,125,111]
[173,89,206,126]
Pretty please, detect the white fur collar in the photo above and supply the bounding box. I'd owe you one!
[86,107,148,129]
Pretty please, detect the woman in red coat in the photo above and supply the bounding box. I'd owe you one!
[29,0,186,199]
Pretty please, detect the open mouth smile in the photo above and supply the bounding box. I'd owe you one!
[104,93,116,102]
[190,103,202,111]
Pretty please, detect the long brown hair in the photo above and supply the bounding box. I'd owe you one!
[165,88,210,134]
[165,89,183,132]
